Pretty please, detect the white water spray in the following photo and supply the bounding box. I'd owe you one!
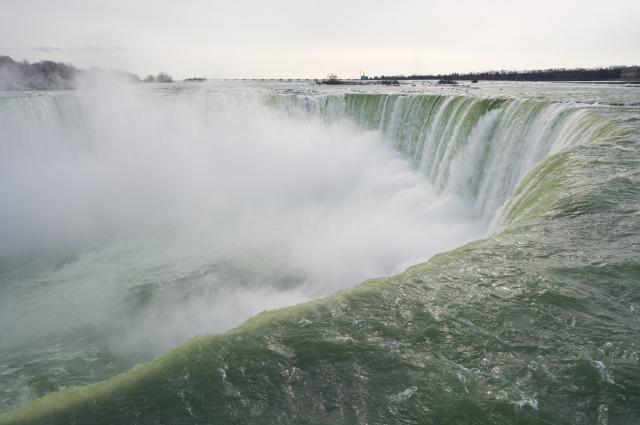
[0,87,485,356]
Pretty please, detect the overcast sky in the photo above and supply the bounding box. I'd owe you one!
[1,0,638,79]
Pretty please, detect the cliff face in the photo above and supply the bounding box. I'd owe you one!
[0,56,140,90]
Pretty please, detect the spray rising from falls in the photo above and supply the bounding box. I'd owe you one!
[0,89,485,366]
[0,87,626,418]
[273,93,621,220]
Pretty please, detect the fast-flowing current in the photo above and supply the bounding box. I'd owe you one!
[0,80,639,424]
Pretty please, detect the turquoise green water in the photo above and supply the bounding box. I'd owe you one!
[1,82,639,424]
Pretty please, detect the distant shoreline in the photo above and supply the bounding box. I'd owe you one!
[2,54,639,91]
[358,65,639,83]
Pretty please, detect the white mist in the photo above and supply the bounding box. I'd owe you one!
[0,85,486,356]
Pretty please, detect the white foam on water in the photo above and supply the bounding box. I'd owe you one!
[389,387,418,403]
[591,360,616,384]
[513,393,539,411]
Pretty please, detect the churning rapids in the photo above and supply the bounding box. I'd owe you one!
[1,80,639,424]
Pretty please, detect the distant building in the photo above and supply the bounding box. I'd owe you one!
[620,67,640,82]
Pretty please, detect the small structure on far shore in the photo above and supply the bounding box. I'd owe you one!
[620,67,640,83]
[318,73,358,85]
[322,73,342,84]
[317,73,402,86]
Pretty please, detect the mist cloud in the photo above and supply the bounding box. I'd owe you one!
[26,45,124,52]
[0,87,485,355]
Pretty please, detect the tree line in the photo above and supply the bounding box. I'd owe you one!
[367,66,634,82]
[0,55,173,90]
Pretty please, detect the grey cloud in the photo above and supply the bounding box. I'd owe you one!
[78,45,125,52]
[26,45,124,53]
[29,46,70,52]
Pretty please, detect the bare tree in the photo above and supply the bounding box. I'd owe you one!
[156,72,173,83]
[327,73,338,81]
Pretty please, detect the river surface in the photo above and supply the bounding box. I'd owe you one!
[0,80,639,424]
